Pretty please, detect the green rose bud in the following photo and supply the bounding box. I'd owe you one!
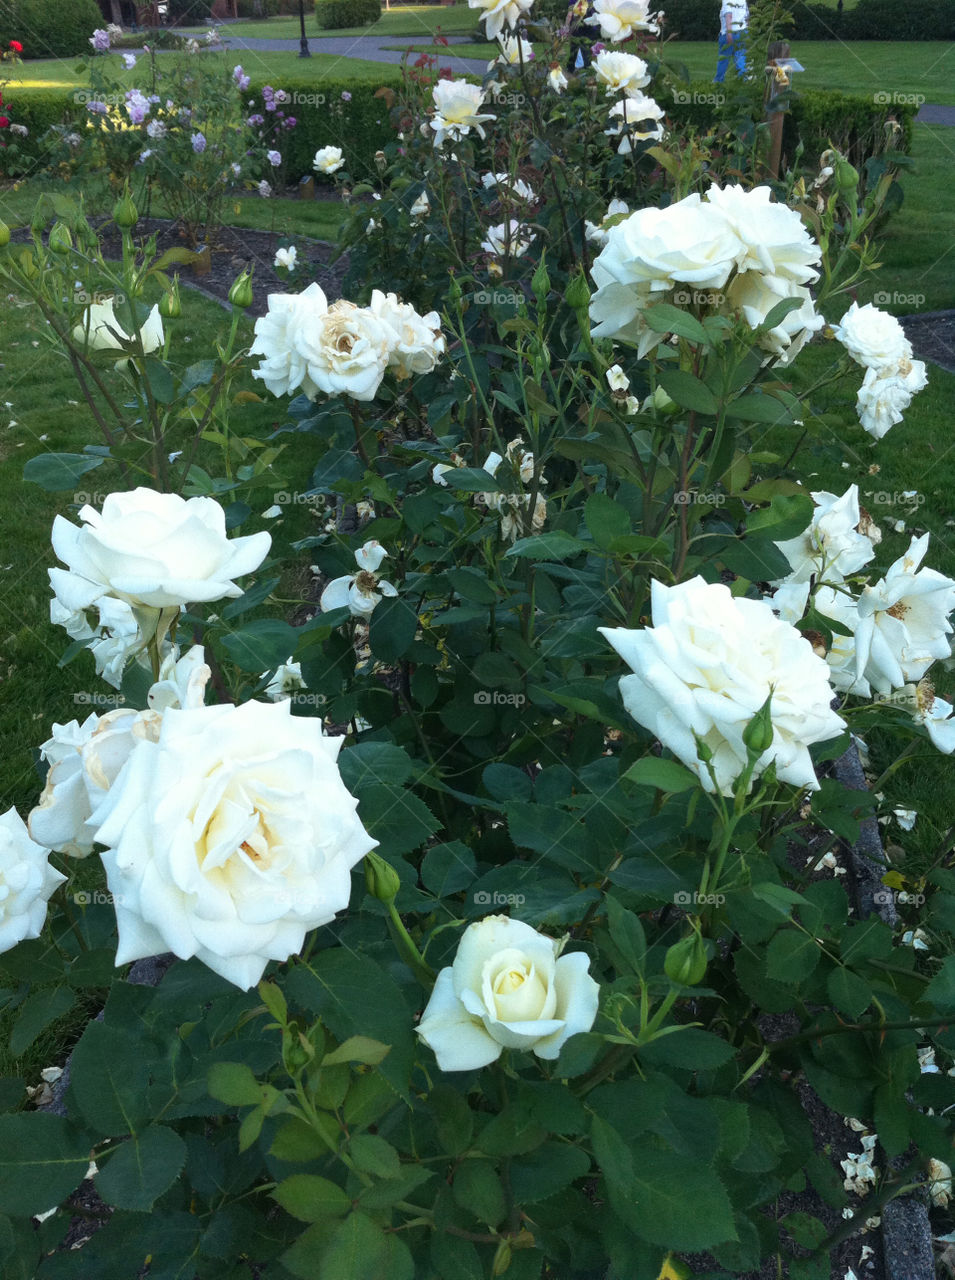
[742,690,775,758]
[664,927,707,986]
[113,190,138,229]
[228,268,254,309]
[48,222,73,255]
[0,219,9,248]
[564,268,591,312]
[834,155,859,193]
[531,257,551,304]
[364,849,401,904]
[160,275,182,319]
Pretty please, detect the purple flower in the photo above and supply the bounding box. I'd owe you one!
[178,107,192,121]
[341,91,352,101]
[122,53,137,69]
[247,113,264,125]
[86,100,108,115]
[89,28,110,52]
[265,101,276,112]
[125,89,151,125]
[285,117,297,128]
[267,149,281,166]
[233,64,251,91]
[191,131,206,153]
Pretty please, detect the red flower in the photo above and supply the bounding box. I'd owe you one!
[0,118,10,129]
[9,40,22,52]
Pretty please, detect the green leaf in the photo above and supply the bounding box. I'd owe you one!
[220,619,298,673]
[421,842,477,896]
[724,392,796,424]
[508,1142,591,1203]
[272,1174,352,1223]
[924,955,955,1012]
[23,451,104,491]
[657,369,718,415]
[585,493,630,548]
[323,1037,391,1068]
[439,466,502,492]
[369,595,418,662]
[9,987,75,1057]
[638,1028,736,1070]
[0,1112,91,1216]
[504,531,589,561]
[350,1134,401,1180]
[766,930,820,984]
[554,1032,605,1079]
[642,303,710,345]
[591,1115,736,1251]
[142,357,176,405]
[430,1232,484,1280]
[338,742,415,790]
[452,1160,506,1227]
[207,1061,262,1108]
[430,1084,474,1157]
[67,1019,152,1136]
[827,968,872,1019]
[319,1211,390,1280]
[623,757,699,794]
[873,1084,910,1158]
[606,896,646,976]
[94,1125,187,1211]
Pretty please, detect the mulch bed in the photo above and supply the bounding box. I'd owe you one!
[901,311,955,375]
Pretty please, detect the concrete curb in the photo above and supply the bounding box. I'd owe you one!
[833,742,935,1280]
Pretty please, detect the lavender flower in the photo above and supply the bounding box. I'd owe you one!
[233,64,251,91]
[146,119,167,138]
[125,90,151,125]
[341,91,352,101]
[267,149,281,166]
[257,180,271,198]
[89,28,111,52]
[86,100,108,115]
[122,53,137,69]
[191,132,207,154]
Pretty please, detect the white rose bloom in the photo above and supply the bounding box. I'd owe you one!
[90,699,377,990]
[833,301,911,370]
[491,32,534,66]
[600,577,846,795]
[368,290,446,378]
[766,580,810,625]
[856,357,928,441]
[431,80,495,147]
[481,219,536,258]
[774,486,878,586]
[723,272,824,365]
[481,172,537,203]
[273,246,297,271]
[320,540,398,618]
[409,191,430,220]
[585,198,630,248]
[889,680,955,754]
[928,1159,953,1209]
[264,660,305,702]
[0,810,66,955]
[313,145,344,174]
[417,915,600,1071]
[814,588,871,697]
[606,364,630,392]
[852,534,955,694]
[49,594,162,690]
[593,50,651,95]
[605,92,665,152]
[29,647,210,858]
[548,65,569,92]
[586,0,660,40]
[704,184,821,285]
[293,297,393,403]
[250,282,328,400]
[72,298,164,354]
[468,0,534,41]
[49,489,270,615]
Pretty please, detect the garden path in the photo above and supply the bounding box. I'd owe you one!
[216,30,487,71]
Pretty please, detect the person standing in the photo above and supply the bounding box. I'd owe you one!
[713,0,749,82]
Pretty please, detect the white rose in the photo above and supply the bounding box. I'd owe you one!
[852,533,955,694]
[72,298,164,354]
[833,301,911,370]
[468,0,534,41]
[491,33,534,66]
[605,93,665,152]
[264,659,305,702]
[90,699,377,990]
[856,357,927,440]
[273,246,297,271]
[593,50,651,95]
[548,65,569,92]
[586,0,660,40]
[890,680,955,754]
[481,219,536,258]
[0,810,66,955]
[250,282,327,400]
[481,172,537,203]
[723,271,824,365]
[774,485,877,586]
[313,145,344,174]
[368,290,446,379]
[409,191,430,220]
[431,80,495,147]
[49,489,270,613]
[292,298,392,403]
[704,183,821,285]
[813,588,871,697]
[320,540,398,617]
[600,577,846,795]
[416,915,600,1071]
[606,364,630,392]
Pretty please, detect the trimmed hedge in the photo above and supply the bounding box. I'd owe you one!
[237,0,281,16]
[248,72,399,182]
[314,0,381,28]
[0,0,103,58]
[0,86,75,173]
[660,0,955,40]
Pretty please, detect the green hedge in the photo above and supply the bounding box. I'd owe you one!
[0,0,102,58]
[248,73,399,183]
[236,0,281,16]
[0,86,75,174]
[660,0,955,40]
[314,0,381,29]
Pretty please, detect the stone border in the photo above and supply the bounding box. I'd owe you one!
[833,742,936,1280]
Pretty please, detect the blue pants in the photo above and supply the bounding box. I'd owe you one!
[714,32,746,82]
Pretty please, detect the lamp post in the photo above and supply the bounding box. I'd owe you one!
[298,0,311,56]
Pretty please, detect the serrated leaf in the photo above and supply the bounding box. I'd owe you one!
[657,369,718,415]
[827,968,871,1019]
[323,1037,391,1067]
[766,930,820,983]
[623,757,699,794]
[272,1174,352,1223]
[9,987,75,1057]
[421,842,477,896]
[0,1112,91,1216]
[95,1124,186,1211]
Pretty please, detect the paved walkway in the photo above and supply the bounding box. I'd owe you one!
[219,31,487,72]
[915,103,955,126]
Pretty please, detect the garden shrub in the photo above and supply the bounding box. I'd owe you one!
[663,0,955,39]
[0,0,102,58]
[314,0,381,29]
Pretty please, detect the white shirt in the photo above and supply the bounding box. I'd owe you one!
[720,0,748,32]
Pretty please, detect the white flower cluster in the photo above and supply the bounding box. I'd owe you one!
[768,485,955,750]
[250,283,444,403]
[590,183,824,363]
[433,439,546,542]
[430,80,496,148]
[320,540,398,618]
[832,302,928,441]
[592,52,663,151]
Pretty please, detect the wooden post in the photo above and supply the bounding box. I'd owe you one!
[764,39,790,180]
